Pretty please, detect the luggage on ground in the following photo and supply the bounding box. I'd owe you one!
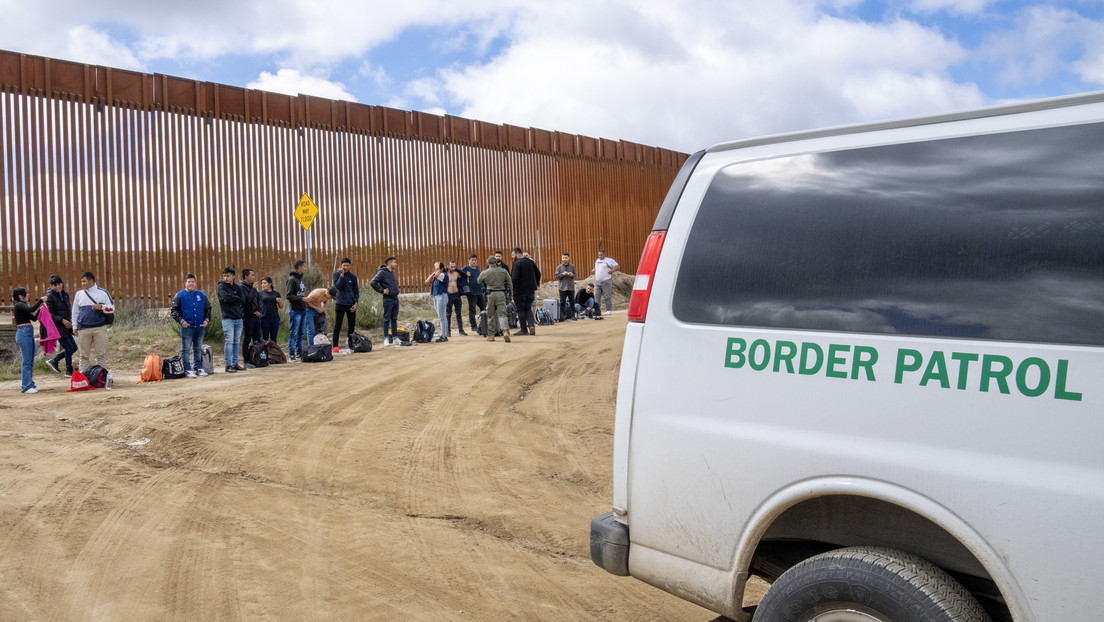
[264,340,287,364]
[248,340,270,367]
[349,332,373,353]
[302,343,333,362]
[201,344,215,374]
[537,308,556,326]
[85,364,110,387]
[477,311,488,337]
[161,356,186,379]
[313,333,331,346]
[395,327,411,344]
[138,353,163,383]
[414,320,435,343]
[542,298,560,321]
[506,302,518,329]
[67,369,95,392]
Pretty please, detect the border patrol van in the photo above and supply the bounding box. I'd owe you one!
[590,92,1104,622]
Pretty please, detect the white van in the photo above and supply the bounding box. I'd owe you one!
[590,92,1104,622]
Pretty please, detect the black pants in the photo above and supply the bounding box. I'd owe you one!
[516,292,535,332]
[447,294,465,333]
[559,289,574,320]
[242,313,261,352]
[333,303,356,346]
[466,293,486,330]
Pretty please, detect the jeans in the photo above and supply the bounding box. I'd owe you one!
[260,316,280,343]
[333,303,356,346]
[16,325,37,392]
[49,334,78,373]
[466,293,486,330]
[447,293,464,333]
[575,297,596,318]
[288,309,305,357]
[382,298,399,339]
[180,324,205,372]
[595,280,613,313]
[433,293,449,337]
[305,308,318,346]
[222,318,243,366]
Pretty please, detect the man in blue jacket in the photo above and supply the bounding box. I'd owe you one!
[370,257,400,346]
[331,257,359,351]
[171,274,212,377]
[459,254,485,333]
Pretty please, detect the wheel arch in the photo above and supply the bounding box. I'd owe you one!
[733,477,1032,622]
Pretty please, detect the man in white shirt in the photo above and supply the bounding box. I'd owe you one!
[593,250,619,314]
[71,271,115,370]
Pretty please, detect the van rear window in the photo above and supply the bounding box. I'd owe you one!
[673,122,1104,346]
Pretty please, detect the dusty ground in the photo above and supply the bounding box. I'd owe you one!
[0,314,740,621]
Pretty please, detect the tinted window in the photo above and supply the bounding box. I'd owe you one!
[673,122,1104,345]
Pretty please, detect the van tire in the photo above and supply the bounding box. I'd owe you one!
[752,546,991,622]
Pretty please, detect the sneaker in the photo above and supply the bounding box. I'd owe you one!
[528,326,537,336]
[64,372,73,378]
[288,354,297,362]
[513,330,527,336]
[197,369,209,377]
[233,364,246,371]
[333,346,340,353]
[459,330,469,336]
[486,335,495,342]
[185,370,197,378]
[383,338,391,346]
[22,387,39,394]
[45,359,62,374]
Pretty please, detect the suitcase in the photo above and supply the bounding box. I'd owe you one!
[542,298,559,321]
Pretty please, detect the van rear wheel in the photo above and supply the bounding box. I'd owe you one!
[752,546,991,622]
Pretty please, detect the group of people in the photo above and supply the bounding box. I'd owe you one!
[9,248,620,393]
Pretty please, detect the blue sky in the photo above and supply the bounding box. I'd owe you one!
[2,0,1102,152]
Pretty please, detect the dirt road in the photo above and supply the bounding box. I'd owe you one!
[0,316,719,621]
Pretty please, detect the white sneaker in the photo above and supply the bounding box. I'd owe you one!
[185,370,197,378]
[197,369,209,377]
[384,337,392,346]
[23,387,39,394]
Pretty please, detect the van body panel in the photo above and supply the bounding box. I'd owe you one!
[594,92,1104,621]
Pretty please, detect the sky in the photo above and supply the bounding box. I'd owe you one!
[2,0,1102,153]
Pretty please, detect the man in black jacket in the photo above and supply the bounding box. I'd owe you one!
[240,268,262,357]
[43,274,78,376]
[217,267,246,373]
[332,257,359,350]
[510,247,541,336]
[286,260,307,361]
[370,257,400,346]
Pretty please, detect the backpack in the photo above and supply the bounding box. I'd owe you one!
[313,333,331,346]
[264,340,287,364]
[248,340,270,368]
[537,308,556,326]
[161,356,186,379]
[413,320,435,343]
[348,332,373,353]
[85,365,109,388]
[138,353,163,383]
[395,327,411,344]
[506,302,518,328]
[67,369,95,392]
[477,311,488,336]
[301,343,333,363]
[201,344,215,374]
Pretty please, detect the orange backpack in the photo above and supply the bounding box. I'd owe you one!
[138,353,163,383]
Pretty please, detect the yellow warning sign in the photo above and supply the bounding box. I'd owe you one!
[295,193,319,231]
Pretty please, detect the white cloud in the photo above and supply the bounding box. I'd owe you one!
[909,0,995,14]
[982,5,1104,89]
[246,69,356,101]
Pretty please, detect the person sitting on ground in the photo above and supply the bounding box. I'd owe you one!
[303,286,337,346]
[575,284,601,319]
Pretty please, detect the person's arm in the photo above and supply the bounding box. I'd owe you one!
[71,290,83,331]
[170,293,185,326]
[276,292,283,309]
[350,277,359,310]
[609,259,619,274]
[370,271,384,293]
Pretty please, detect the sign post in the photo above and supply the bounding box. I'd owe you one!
[295,193,319,265]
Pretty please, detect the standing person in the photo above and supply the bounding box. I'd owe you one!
[370,256,400,346]
[302,286,337,347]
[71,271,114,371]
[12,288,48,394]
[445,260,467,337]
[258,277,283,343]
[477,257,513,343]
[286,260,307,362]
[217,267,246,373]
[494,250,505,267]
[594,249,620,315]
[460,254,485,333]
[554,252,577,321]
[170,274,212,378]
[43,275,78,377]
[240,268,262,355]
[425,261,449,338]
[510,247,540,336]
[331,257,359,351]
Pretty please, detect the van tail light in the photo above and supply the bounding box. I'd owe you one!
[628,230,667,323]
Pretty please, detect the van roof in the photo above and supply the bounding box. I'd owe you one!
[707,90,1104,154]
